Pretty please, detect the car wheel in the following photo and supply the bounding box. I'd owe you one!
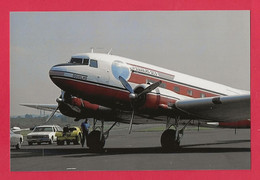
[16,142,21,149]
[37,142,41,145]
[49,136,54,144]
[66,140,70,145]
[57,140,63,145]
[28,142,33,146]
[73,135,81,145]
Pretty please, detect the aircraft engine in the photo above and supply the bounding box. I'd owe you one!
[132,84,161,110]
[57,93,99,119]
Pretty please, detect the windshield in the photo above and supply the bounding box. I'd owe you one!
[70,57,90,65]
[33,127,53,132]
[70,58,82,64]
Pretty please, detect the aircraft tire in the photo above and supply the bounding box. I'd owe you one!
[87,130,105,151]
[160,129,180,151]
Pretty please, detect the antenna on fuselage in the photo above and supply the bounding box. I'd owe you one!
[108,48,112,55]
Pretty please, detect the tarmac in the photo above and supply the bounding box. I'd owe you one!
[10,124,250,171]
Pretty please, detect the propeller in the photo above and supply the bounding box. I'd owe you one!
[44,90,66,124]
[45,105,59,123]
[119,76,134,94]
[118,76,161,133]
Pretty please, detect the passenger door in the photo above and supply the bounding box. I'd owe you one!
[94,59,110,84]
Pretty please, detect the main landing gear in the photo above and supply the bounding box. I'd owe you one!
[87,130,105,151]
[87,119,118,151]
[160,116,191,151]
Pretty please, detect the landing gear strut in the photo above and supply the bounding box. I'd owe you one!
[161,116,191,151]
[87,119,118,151]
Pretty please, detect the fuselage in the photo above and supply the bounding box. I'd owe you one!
[49,52,249,113]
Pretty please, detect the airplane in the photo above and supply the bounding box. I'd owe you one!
[21,51,250,151]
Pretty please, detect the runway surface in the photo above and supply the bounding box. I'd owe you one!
[11,124,250,171]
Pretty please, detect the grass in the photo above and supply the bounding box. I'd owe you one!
[135,125,211,132]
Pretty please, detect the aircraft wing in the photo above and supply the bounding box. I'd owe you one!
[20,103,59,112]
[175,94,250,122]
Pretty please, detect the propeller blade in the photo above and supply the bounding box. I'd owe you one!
[137,80,162,97]
[45,105,59,123]
[119,76,134,94]
[128,109,135,134]
[118,76,160,134]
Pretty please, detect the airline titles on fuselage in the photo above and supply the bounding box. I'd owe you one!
[130,65,175,82]
[73,74,88,81]
[130,66,159,77]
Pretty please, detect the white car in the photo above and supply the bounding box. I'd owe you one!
[10,130,23,149]
[27,125,62,145]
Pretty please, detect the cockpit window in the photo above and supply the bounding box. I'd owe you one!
[70,58,82,64]
[70,57,96,67]
[83,58,89,65]
[90,59,98,68]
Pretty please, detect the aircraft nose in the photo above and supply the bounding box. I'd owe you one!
[49,63,69,79]
[49,63,74,91]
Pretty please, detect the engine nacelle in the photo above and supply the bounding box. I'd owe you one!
[133,84,178,111]
[58,95,99,119]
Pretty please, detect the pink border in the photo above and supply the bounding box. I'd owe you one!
[1,0,259,179]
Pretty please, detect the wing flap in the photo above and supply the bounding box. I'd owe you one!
[175,94,250,122]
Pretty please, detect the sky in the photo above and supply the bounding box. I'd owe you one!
[10,11,250,116]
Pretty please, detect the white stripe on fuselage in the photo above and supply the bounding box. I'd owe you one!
[69,53,249,96]
[51,53,249,102]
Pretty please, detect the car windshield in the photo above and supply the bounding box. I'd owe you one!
[33,127,53,132]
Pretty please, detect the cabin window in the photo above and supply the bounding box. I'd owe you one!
[83,58,89,65]
[200,93,206,98]
[174,86,180,93]
[70,58,83,64]
[90,59,98,68]
[160,83,166,88]
[187,89,193,96]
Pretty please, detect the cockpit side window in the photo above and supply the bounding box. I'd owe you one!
[90,59,98,68]
[70,58,83,64]
[83,58,89,65]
